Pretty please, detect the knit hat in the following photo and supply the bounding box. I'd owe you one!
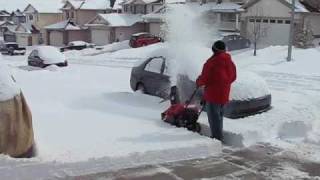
[212,40,226,52]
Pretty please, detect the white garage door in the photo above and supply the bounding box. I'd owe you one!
[247,18,291,46]
[16,34,29,47]
[49,31,64,47]
[149,23,161,36]
[91,29,109,45]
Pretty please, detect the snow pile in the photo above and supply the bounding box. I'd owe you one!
[37,46,66,64]
[0,57,20,101]
[230,71,270,100]
[64,40,130,57]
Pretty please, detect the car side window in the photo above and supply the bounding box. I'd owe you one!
[144,57,164,74]
[29,50,35,57]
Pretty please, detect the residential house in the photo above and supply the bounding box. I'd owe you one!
[0,20,15,37]
[143,0,245,39]
[23,0,64,45]
[241,0,320,46]
[45,0,113,46]
[14,23,40,46]
[2,23,17,42]
[86,0,165,45]
[86,13,144,45]
[0,10,11,22]
[10,9,26,24]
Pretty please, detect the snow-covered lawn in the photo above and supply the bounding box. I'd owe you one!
[0,50,219,179]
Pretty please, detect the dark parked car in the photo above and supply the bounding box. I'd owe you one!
[60,41,95,52]
[0,42,26,56]
[222,34,251,51]
[130,56,272,119]
[129,32,163,48]
[28,46,68,68]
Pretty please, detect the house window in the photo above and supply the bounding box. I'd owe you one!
[285,20,291,24]
[70,11,74,18]
[249,18,254,22]
[277,20,283,24]
[263,19,269,23]
[270,19,276,23]
[66,12,69,19]
[255,19,261,23]
[221,13,236,22]
[29,14,33,21]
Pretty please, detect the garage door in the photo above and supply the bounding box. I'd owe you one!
[247,18,291,46]
[91,29,110,45]
[49,31,64,47]
[16,34,29,46]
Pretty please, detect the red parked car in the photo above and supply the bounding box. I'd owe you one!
[129,32,163,48]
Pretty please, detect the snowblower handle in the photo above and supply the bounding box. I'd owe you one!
[185,87,199,108]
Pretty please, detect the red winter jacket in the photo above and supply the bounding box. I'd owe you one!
[196,51,237,105]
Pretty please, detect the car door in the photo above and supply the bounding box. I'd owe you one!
[28,50,42,67]
[141,57,169,97]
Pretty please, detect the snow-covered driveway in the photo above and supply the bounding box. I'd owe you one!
[0,53,220,179]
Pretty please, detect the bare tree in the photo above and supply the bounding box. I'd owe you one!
[247,8,269,56]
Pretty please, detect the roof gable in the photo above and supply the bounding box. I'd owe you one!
[243,0,309,13]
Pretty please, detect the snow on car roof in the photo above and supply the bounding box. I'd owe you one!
[35,46,66,64]
[132,32,150,36]
[0,56,20,101]
[68,41,88,46]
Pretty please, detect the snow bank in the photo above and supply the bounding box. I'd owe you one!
[0,57,20,101]
[64,40,131,58]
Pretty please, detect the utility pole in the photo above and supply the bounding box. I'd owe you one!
[287,0,295,62]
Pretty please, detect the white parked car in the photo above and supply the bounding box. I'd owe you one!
[28,46,68,68]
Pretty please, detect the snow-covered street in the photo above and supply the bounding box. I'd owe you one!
[0,44,320,179]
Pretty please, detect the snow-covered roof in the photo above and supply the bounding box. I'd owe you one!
[0,10,11,16]
[113,0,126,10]
[15,23,39,34]
[165,0,185,4]
[243,0,310,13]
[80,0,112,10]
[68,0,85,9]
[12,10,25,17]
[4,0,63,13]
[45,20,83,30]
[284,0,309,12]
[208,2,244,12]
[123,0,162,5]
[92,13,143,27]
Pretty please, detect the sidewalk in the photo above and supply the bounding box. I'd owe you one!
[65,143,320,180]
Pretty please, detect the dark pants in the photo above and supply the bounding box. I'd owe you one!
[206,102,224,141]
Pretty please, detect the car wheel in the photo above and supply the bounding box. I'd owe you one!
[136,83,146,94]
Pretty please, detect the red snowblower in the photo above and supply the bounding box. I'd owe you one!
[161,87,204,133]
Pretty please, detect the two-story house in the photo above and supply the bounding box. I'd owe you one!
[45,0,113,46]
[241,0,320,46]
[86,0,164,45]
[22,1,64,45]
[10,9,26,24]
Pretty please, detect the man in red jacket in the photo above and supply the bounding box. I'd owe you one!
[196,41,237,141]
